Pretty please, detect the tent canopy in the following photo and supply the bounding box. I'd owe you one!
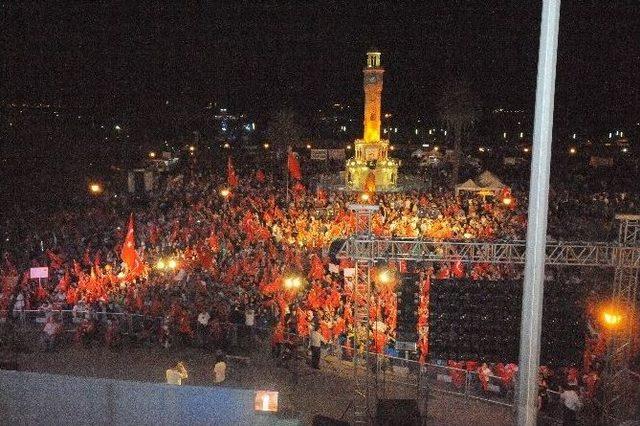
[455,171,506,196]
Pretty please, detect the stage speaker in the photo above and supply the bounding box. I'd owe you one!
[376,399,420,426]
[312,415,349,426]
[328,239,346,264]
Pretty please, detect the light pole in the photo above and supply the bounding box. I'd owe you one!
[517,1,561,425]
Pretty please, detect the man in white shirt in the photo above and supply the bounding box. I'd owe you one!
[559,384,582,425]
[309,327,325,369]
[245,307,255,343]
[42,317,60,351]
[213,353,226,384]
[166,362,188,385]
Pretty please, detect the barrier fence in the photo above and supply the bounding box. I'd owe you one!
[5,309,637,424]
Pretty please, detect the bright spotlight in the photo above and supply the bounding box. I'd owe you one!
[378,269,393,285]
[89,183,103,194]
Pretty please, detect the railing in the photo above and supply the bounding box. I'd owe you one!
[6,310,637,424]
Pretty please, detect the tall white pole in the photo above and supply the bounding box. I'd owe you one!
[517,1,561,425]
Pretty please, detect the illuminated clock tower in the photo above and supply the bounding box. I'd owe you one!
[346,50,398,191]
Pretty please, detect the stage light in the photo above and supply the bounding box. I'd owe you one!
[89,183,103,194]
[601,307,624,330]
[155,260,166,270]
[377,268,394,285]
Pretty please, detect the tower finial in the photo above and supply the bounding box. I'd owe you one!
[366,50,381,68]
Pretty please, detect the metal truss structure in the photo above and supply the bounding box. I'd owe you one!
[600,215,640,423]
[339,205,640,423]
[338,237,640,267]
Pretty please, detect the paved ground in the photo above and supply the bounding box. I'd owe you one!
[6,337,515,426]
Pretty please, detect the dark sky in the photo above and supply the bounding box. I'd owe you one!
[3,2,639,127]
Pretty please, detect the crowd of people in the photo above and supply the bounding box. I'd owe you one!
[0,159,636,417]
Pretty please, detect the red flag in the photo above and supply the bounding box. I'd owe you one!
[227,157,239,187]
[287,152,302,180]
[256,169,266,183]
[46,250,64,269]
[120,214,138,271]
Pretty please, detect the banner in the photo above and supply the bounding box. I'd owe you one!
[310,149,328,161]
[328,149,346,160]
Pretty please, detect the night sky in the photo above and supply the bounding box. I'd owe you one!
[3,2,639,128]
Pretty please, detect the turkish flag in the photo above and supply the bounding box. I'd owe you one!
[120,214,138,271]
[287,152,302,180]
[227,157,239,187]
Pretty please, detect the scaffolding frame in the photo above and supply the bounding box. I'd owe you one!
[340,206,640,423]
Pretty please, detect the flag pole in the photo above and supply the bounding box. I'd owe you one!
[286,146,290,204]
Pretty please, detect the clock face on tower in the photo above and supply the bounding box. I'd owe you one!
[366,75,377,84]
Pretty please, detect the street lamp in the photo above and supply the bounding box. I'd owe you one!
[569,147,577,155]
[149,151,156,158]
[89,183,103,195]
[306,144,312,149]
[283,273,304,291]
[263,143,270,149]
[189,145,195,152]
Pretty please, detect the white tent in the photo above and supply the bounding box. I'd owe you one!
[455,178,480,196]
[475,170,505,190]
[455,171,507,196]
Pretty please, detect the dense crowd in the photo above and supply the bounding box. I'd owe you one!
[1,161,637,416]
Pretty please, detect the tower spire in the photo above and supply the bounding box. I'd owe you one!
[362,50,384,143]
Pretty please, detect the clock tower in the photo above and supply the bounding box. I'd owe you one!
[345,50,399,191]
[363,51,384,143]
